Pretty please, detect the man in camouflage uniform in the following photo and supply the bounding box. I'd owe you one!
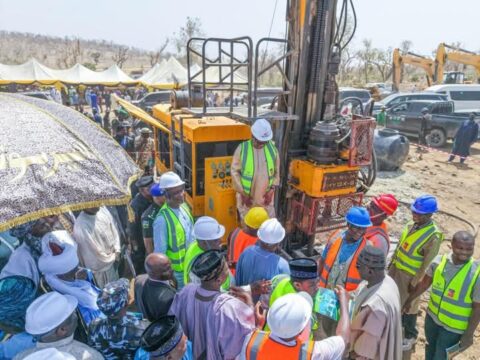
[88,278,149,360]
[141,183,166,255]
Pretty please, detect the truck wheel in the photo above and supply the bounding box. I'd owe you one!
[427,128,446,148]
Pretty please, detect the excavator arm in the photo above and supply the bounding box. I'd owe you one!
[435,43,480,83]
[392,48,434,92]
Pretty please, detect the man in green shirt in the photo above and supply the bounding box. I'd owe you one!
[375,106,387,127]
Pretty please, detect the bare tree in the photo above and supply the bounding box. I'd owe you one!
[90,51,101,66]
[357,39,376,84]
[173,17,205,58]
[149,38,169,66]
[112,46,129,68]
[371,47,393,82]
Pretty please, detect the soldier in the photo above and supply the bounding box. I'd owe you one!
[88,278,149,360]
[141,183,165,256]
[128,175,154,274]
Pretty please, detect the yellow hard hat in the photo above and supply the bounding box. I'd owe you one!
[244,207,269,229]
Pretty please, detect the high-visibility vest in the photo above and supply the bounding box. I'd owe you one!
[158,203,193,272]
[183,241,231,290]
[319,230,366,291]
[365,223,390,253]
[245,330,314,360]
[227,228,258,273]
[239,140,277,196]
[428,255,480,332]
[393,222,443,276]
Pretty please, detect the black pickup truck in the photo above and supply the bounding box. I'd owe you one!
[384,100,479,147]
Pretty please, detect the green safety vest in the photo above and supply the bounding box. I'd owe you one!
[428,255,480,332]
[266,275,318,333]
[393,222,443,276]
[183,241,231,290]
[240,140,278,196]
[159,203,193,272]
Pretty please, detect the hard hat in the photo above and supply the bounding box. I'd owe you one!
[267,292,313,339]
[257,218,285,244]
[159,171,184,189]
[251,118,273,142]
[372,194,398,216]
[411,194,438,214]
[150,183,165,197]
[244,207,269,229]
[194,216,225,241]
[345,206,373,228]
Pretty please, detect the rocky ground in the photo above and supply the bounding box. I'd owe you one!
[369,141,480,360]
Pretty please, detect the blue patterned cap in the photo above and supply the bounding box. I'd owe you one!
[0,276,37,331]
[141,315,184,356]
[96,278,130,317]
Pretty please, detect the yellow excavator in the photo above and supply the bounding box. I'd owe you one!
[434,43,480,84]
[392,48,434,92]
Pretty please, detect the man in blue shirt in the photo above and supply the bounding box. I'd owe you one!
[235,218,289,287]
[135,315,192,360]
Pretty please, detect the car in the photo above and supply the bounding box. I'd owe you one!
[372,92,448,115]
[385,100,478,147]
[339,87,372,106]
[424,84,480,112]
[132,91,171,113]
[21,91,54,101]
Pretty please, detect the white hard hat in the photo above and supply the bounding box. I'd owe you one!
[24,348,76,360]
[194,216,225,240]
[251,118,273,141]
[25,292,78,335]
[257,218,285,244]
[159,171,185,189]
[267,292,313,339]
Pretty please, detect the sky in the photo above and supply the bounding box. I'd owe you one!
[0,0,478,55]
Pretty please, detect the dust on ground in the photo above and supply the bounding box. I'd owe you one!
[369,141,480,360]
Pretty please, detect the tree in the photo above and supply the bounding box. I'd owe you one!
[370,47,393,82]
[83,62,96,71]
[149,38,169,66]
[112,46,129,68]
[90,51,101,66]
[173,17,205,58]
[356,39,376,84]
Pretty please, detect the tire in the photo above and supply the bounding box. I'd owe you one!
[427,128,446,148]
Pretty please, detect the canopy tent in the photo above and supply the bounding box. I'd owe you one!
[49,63,100,84]
[0,58,58,85]
[140,57,188,89]
[96,64,137,85]
[139,59,168,84]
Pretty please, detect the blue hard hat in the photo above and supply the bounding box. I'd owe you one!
[150,183,165,197]
[345,206,372,228]
[411,195,438,214]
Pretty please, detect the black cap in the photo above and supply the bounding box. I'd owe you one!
[135,175,154,188]
[289,258,318,280]
[358,245,386,269]
[141,316,183,355]
[191,250,225,281]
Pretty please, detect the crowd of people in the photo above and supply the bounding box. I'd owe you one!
[0,110,479,360]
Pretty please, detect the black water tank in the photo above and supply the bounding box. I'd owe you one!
[374,128,410,171]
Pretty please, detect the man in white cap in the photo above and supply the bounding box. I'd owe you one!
[15,292,103,359]
[153,171,194,289]
[235,218,289,287]
[239,291,349,360]
[38,232,102,326]
[232,118,280,220]
[183,216,229,287]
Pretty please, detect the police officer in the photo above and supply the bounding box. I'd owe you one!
[88,278,149,360]
[141,183,166,256]
[128,175,154,275]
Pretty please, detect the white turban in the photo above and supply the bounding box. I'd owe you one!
[38,233,79,276]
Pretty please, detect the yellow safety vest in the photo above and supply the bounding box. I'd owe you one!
[240,140,277,196]
[393,222,443,276]
[159,203,193,272]
[428,255,480,332]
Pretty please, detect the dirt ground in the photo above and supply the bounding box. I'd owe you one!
[369,140,480,359]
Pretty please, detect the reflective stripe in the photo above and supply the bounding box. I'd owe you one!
[323,263,331,272]
[346,277,362,284]
[246,331,268,360]
[240,140,277,196]
[429,298,471,322]
[299,340,314,360]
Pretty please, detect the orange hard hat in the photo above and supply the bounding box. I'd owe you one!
[372,194,398,216]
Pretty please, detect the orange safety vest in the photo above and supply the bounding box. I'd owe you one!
[245,330,314,360]
[227,228,258,275]
[365,222,390,253]
[319,230,366,291]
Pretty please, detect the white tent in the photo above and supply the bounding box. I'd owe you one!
[139,59,168,84]
[96,64,137,85]
[140,57,188,88]
[0,58,58,85]
[49,63,100,84]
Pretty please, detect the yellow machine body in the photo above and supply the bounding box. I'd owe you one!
[204,156,238,244]
[150,104,251,217]
[289,159,359,198]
